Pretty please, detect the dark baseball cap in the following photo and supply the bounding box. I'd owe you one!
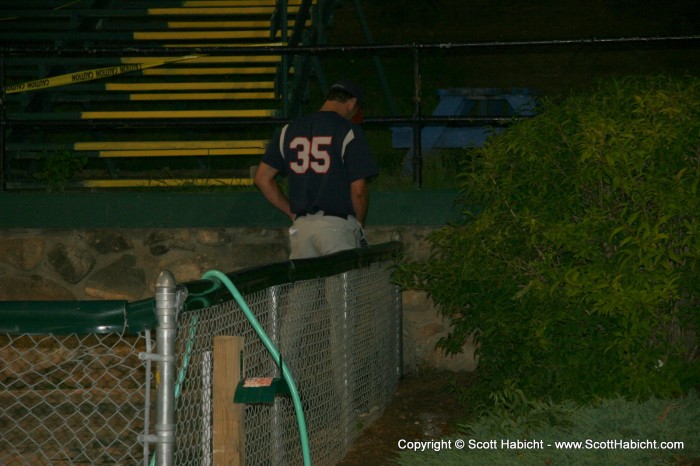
[331,79,364,107]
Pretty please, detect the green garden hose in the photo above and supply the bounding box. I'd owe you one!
[202,270,312,466]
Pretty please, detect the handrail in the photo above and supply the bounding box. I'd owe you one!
[2,35,699,189]
[350,0,398,115]
[272,0,319,118]
[287,0,316,118]
[4,35,698,56]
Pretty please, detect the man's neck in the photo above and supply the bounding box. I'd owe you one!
[319,100,350,119]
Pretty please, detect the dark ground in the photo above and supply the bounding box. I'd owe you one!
[338,370,476,466]
[325,1,700,464]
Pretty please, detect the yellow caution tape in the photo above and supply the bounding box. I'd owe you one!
[3,55,203,94]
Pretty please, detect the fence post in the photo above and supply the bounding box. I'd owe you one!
[0,51,5,192]
[268,286,285,465]
[412,47,423,188]
[340,271,352,446]
[213,336,245,465]
[394,284,403,378]
[155,270,177,466]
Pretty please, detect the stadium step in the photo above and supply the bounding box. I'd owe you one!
[1,0,319,189]
[9,140,269,158]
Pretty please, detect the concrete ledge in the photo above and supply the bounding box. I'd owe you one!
[0,190,460,228]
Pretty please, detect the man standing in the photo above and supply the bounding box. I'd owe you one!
[254,79,377,259]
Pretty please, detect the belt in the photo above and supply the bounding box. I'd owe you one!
[296,210,349,220]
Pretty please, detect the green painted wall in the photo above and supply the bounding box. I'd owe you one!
[0,190,460,228]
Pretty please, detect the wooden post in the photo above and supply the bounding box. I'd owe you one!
[213,336,245,466]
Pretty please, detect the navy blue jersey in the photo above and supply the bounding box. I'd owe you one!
[262,111,377,216]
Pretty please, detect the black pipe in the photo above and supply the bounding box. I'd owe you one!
[412,47,422,188]
[0,52,4,191]
[2,34,698,56]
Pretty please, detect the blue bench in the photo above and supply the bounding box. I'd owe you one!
[392,88,538,174]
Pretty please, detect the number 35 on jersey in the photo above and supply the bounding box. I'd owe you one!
[288,136,332,174]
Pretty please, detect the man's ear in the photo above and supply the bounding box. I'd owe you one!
[351,101,364,124]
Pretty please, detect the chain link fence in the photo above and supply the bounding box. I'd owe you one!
[0,243,402,466]
[174,261,402,465]
[0,332,155,465]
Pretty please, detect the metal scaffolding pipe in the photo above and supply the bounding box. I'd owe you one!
[155,270,177,466]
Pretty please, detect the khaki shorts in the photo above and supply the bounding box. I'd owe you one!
[289,212,362,259]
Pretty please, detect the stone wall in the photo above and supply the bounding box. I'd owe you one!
[0,226,477,373]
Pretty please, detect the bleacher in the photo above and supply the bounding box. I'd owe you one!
[0,0,316,189]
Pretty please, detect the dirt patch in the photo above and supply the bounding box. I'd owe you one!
[338,370,476,466]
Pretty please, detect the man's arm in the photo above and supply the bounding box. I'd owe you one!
[350,178,369,227]
[253,162,295,221]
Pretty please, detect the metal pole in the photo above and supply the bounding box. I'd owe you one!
[281,0,289,118]
[201,351,212,466]
[351,0,398,115]
[155,270,177,466]
[142,330,154,466]
[1,51,6,192]
[394,284,403,379]
[340,271,352,448]
[269,285,285,465]
[412,47,423,188]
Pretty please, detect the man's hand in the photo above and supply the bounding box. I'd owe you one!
[359,228,369,247]
[350,178,369,227]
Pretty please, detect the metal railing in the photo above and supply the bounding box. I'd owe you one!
[0,242,402,466]
[2,35,699,190]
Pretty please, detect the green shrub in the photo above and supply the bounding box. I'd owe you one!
[34,150,87,192]
[399,75,700,403]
